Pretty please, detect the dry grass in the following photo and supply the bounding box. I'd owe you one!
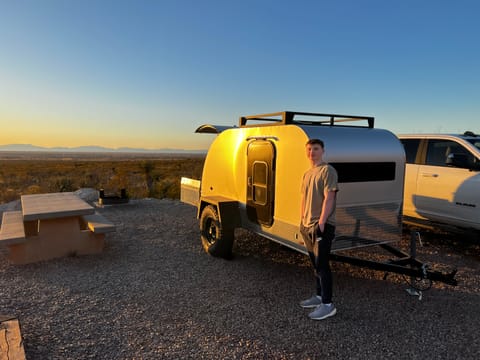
[0,153,205,203]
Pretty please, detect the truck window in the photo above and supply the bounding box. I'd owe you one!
[400,139,421,164]
[425,140,474,167]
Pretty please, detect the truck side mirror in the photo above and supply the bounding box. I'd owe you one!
[446,153,471,169]
[474,158,480,171]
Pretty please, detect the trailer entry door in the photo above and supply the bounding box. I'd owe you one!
[246,140,276,226]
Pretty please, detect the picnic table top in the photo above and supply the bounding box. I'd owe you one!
[21,192,95,221]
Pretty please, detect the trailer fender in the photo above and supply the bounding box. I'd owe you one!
[198,196,241,230]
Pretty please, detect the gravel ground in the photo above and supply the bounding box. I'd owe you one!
[1,198,479,359]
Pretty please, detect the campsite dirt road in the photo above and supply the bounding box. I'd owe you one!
[1,199,479,359]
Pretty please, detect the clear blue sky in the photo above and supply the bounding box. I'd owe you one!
[1,0,479,150]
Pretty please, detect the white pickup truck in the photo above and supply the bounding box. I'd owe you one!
[398,132,480,235]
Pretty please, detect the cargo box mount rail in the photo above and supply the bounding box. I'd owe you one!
[239,111,375,128]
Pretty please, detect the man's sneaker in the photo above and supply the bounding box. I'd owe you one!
[299,295,322,308]
[308,304,337,320]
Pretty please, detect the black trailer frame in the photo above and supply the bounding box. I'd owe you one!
[329,231,458,287]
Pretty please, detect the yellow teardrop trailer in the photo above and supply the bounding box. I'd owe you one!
[181,111,457,287]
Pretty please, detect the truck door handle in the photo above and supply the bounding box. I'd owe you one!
[421,173,439,178]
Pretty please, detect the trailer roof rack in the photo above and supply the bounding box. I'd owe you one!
[239,111,374,128]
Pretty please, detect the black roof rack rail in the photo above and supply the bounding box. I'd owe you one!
[239,111,374,128]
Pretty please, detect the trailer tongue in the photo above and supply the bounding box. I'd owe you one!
[330,232,457,289]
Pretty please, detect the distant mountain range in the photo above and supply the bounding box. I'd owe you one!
[0,143,206,153]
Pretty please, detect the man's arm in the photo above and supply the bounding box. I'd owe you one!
[300,193,305,220]
[318,190,336,232]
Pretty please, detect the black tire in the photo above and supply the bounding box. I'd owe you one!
[200,205,234,259]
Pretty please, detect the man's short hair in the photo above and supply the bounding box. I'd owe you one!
[306,138,324,148]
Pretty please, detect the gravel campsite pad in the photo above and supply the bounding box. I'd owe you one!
[1,199,479,359]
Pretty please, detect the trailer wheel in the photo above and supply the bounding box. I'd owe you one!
[200,205,234,259]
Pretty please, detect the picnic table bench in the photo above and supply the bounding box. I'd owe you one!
[0,315,26,360]
[0,192,115,264]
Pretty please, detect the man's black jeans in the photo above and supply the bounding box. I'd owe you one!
[300,223,335,304]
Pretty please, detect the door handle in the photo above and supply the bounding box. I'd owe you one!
[421,173,439,177]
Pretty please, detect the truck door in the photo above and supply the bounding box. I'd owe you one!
[416,139,479,225]
[246,139,276,226]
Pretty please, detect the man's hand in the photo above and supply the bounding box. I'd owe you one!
[318,222,325,233]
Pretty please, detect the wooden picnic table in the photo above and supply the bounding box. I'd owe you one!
[0,192,115,264]
[21,192,95,221]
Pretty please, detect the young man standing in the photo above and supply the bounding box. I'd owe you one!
[300,138,338,320]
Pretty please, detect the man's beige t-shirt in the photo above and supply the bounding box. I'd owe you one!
[301,163,338,227]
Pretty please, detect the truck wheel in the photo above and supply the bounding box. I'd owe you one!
[200,205,234,259]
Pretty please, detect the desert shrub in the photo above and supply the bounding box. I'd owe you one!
[165,180,180,199]
[80,173,101,188]
[26,185,42,194]
[142,161,155,197]
[53,178,75,192]
[153,179,176,199]
[0,188,19,203]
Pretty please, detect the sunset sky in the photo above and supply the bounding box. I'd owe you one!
[1,0,479,150]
